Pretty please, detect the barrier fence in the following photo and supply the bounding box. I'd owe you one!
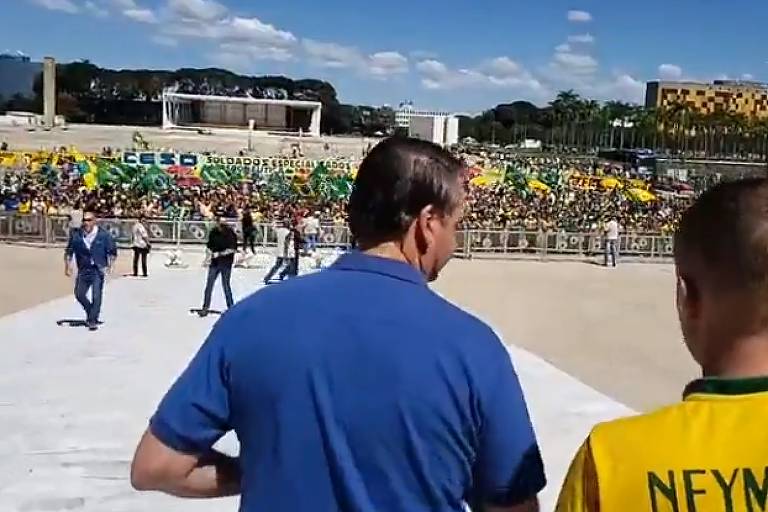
[0,214,674,260]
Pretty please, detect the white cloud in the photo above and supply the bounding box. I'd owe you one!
[555,43,572,53]
[742,73,755,80]
[368,51,409,77]
[568,33,595,44]
[218,43,294,62]
[658,63,683,80]
[29,0,79,13]
[482,56,521,77]
[595,74,645,103]
[164,15,297,57]
[84,0,108,16]
[567,10,592,22]
[166,0,227,21]
[416,57,546,96]
[226,17,297,45]
[552,51,598,75]
[111,0,136,7]
[123,7,157,23]
[302,40,407,78]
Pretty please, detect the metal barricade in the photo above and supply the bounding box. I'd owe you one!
[0,213,676,262]
[177,220,212,245]
[621,233,658,258]
[0,214,47,243]
[318,224,350,248]
[546,232,589,256]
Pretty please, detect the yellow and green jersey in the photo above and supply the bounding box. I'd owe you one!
[557,376,768,512]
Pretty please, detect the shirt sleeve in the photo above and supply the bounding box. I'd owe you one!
[149,325,232,455]
[556,437,600,512]
[472,345,546,507]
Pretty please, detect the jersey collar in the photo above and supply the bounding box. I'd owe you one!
[331,250,426,286]
[683,375,768,399]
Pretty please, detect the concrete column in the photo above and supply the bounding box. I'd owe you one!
[162,92,170,129]
[309,105,322,136]
[42,57,56,129]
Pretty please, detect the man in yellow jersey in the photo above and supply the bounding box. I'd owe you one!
[557,178,768,512]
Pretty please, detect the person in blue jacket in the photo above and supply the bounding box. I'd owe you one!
[64,209,117,330]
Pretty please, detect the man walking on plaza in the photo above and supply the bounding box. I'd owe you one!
[198,213,237,316]
[263,219,291,284]
[603,216,620,267]
[241,206,256,254]
[64,209,117,331]
[558,178,768,511]
[130,137,546,512]
[131,214,150,277]
[302,210,320,252]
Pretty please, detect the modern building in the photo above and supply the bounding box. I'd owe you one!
[0,52,41,99]
[409,114,459,147]
[395,102,454,129]
[645,80,768,118]
[396,101,458,145]
[162,89,322,136]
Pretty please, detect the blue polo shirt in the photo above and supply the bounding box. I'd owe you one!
[150,251,545,511]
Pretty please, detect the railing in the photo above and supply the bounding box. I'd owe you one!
[0,213,674,260]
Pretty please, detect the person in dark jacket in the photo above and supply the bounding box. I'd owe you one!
[284,220,303,278]
[241,206,256,254]
[64,209,117,330]
[199,213,238,316]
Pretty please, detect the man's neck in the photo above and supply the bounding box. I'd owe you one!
[703,335,768,379]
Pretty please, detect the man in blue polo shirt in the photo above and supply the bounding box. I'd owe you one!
[130,137,546,511]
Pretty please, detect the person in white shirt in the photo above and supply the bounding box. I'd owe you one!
[603,217,620,267]
[263,219,292,284]
[303,212,321,252]
[132,214,151,277]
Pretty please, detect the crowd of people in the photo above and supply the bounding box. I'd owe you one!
[0,146,708,235]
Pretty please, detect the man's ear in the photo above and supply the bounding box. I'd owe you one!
[415,204,437,253]
[676,271,700,323]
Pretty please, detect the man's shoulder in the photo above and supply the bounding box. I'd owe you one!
[589,401,688,446]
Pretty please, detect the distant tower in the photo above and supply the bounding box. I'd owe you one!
[43,56,56,129]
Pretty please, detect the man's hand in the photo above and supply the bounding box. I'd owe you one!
[64,264,72,277]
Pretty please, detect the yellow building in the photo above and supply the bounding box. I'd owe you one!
[645,80,768,118]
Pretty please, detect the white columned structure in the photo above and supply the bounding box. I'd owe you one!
[161,90,322,136]
[309,104,322,137]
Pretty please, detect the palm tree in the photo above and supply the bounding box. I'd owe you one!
[550,90,581,149]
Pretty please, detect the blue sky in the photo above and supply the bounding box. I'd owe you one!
[7,0,768,112]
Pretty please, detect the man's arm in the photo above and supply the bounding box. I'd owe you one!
[472,336,546,511]
[131,429,240,498]
[131,321,234,498]
[555,438,599,512]
[64,231,75,276]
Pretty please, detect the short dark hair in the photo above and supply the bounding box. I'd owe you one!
[675,178,768,297]
[348,137,464,242]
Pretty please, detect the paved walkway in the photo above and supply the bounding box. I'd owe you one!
[0,255,633,511]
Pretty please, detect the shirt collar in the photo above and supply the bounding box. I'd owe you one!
[683,375,768,399]
[330,251,426,285]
